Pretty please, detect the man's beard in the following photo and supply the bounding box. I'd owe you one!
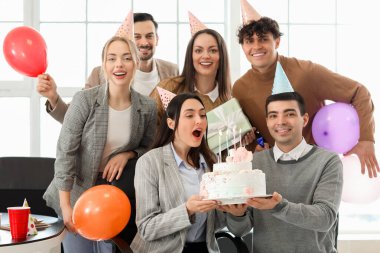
[138,46,154,61]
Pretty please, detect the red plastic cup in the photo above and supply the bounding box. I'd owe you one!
[7,207,30,240]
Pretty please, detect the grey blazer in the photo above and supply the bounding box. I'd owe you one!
[43,85,157,217]
[131,144,226,253]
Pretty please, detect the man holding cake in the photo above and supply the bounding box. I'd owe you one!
[224,91,343,253]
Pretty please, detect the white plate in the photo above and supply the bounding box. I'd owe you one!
[204,194,273,205]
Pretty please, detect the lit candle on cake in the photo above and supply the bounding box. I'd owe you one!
[239,128,242,147]
[218,130,222,163]
[225,129,229,156]
[233,126,237,150]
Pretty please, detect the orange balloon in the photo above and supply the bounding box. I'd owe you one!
[72,185,131,240]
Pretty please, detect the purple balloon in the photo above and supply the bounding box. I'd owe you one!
[312,102,359,154]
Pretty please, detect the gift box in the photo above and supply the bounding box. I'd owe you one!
[207,98,252,153]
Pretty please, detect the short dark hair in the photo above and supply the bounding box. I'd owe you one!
[265,92,306,115]
[134,13,158,31]
[180,29,231,102]
[237,17,283,44]
[153,93,216,170]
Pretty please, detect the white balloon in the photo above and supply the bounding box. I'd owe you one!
[341,155,380,204]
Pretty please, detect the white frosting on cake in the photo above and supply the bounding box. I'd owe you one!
[200,147,266,203]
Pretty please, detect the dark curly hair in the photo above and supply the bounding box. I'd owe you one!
[237,17,283,44]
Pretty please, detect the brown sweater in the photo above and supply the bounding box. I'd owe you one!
[151,76,228,126]
[233,55,375,148]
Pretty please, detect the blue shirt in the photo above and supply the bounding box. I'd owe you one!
[170,143,207,242]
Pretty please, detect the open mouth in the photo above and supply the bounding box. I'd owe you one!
[114,72,126,77]
[192,129,202,137]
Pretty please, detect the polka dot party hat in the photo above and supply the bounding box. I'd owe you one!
[115,11,134,41]
[240,0,261,25]
[188,11,208,36]
[23,198,38,235]
[156,87,176,110]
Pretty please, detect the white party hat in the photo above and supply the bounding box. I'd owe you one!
[23,198,38,235]
[272,62,294,94]
[156,87,176,110]
[188,11,208,36]
[115,11,134,41]
[240,0,262,24]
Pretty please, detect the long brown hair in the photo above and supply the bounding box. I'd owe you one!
[153,93,216,170]
[180,29,231,102]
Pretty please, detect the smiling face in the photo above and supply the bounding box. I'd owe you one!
[104,40,135,87]
[266,100,309,152]
[168,98,207,151]
[242,32,280,73]
[134,20,158,61]
[192,33,220,78]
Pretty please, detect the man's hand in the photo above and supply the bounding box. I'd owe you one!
[254,142,270,152]
[103,151,135,182]
[186,195,219,216]
[345,141,380,178]
[246,192,282,210]
[37,74,59,107]
[218,203,248,217]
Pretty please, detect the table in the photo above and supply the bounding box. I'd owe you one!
[0,213,65,253]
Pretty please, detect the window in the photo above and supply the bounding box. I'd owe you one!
[0,0,379,235]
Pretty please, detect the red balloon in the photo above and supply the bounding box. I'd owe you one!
[73,185,131,240]
[3,26,48,77]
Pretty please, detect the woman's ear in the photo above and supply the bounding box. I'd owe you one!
[167,117,175,130]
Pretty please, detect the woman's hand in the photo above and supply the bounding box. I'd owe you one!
[186,195,219,216]
[103,151,136,182]
[242,129,256,146]
[61,205,77,233]
[218,203,248,217]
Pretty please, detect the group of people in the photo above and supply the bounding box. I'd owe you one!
[37,10,377,253]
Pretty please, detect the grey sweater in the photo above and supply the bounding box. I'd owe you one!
[227,146,343,253]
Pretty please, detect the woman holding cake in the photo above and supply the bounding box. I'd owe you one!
[131,93,229,253]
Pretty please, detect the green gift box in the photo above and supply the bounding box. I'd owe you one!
[207,98,252,153]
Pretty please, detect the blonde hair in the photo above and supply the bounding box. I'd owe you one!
[101,36,140,82]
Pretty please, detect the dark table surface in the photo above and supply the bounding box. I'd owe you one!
[0,212,64,247]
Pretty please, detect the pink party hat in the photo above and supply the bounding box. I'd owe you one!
[115,11,134,41]
[240,0,262,24]
[188,11,208,36]
[272,62,294,95]
[156,87,176,110]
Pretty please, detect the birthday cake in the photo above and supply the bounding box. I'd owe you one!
[200,147,267,204]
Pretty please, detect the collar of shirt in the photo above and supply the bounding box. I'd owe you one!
[194,82,219,103]
[170,142,206,170]
[273,138,313,162]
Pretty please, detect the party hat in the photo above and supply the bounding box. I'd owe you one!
[156,87,176,110]
[240,0,262,24]
[188,11,208,36]
[23,198,38,235]
[115,11,134,41]
[272,62,294,94]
